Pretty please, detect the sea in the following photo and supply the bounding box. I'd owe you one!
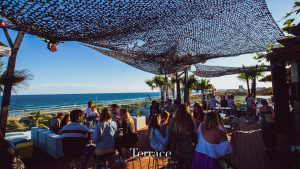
[2,92,160,116]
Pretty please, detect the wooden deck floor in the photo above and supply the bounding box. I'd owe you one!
[24,117,291,169]
[230,117,274,169]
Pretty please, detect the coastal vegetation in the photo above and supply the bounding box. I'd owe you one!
[0,59,33,94]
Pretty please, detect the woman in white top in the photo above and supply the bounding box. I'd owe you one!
[192,111,231,169]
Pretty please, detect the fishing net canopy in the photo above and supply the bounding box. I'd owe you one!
[1,0,283,74]
[194,64,271,77]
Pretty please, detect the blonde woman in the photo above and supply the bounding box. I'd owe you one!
[116,109,137,148]
[192,111,231,169]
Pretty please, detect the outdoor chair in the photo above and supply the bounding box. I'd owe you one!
[62,137,87,169]
[93,148,119,169]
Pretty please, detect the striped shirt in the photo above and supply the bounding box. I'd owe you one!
[61,122,88,138]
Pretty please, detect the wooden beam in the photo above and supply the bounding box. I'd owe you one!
[277,37,300,47]
[284,23,300,36]
[0,31,25,136]
[2,28,14,48]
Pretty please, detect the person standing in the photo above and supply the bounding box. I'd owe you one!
[166,104,197,169]
[85,101,99,127]
[165,99,175,116]
[193,102,205,128]
[209,95,219,109]
[111,104,121,121]
[258,99,276,153]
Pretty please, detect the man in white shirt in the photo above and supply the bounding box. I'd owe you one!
[209,95,219,109]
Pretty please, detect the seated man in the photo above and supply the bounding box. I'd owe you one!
[61,109,89,156]
[61,109,88,139]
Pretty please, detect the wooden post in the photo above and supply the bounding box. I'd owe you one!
[184,68,189,104]
[270,57,290,134]
[290,59,300,144]
[164,74,169,100]
[0,31,25,136]
[176,73,181,103]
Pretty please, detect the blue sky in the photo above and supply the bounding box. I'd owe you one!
[0,0,299,95]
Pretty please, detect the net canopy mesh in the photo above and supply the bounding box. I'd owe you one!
[1,0,283,74]
[194,64,271,77]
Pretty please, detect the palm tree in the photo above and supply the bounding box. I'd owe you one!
[0,60,33,94]
[194,79,213,94]
[237,73,251,95]
[181,73,198,103]
[237,71,263,98]
[145,75,168,107]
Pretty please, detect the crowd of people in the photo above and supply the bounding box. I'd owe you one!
[47,101,138,168]
[148,99,231,169]
[0,94,277,169]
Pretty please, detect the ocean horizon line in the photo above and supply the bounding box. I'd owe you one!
[9,91,160,96]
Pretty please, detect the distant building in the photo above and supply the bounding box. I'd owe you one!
[239,85,245,92]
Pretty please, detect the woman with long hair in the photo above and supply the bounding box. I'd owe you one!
[60,114,71,129]
[192,111,231,169]
[149,114,167,151]
[166,104,197,169]
[93,108,117,149]
[193,102,205,128]
[118,109,137,147]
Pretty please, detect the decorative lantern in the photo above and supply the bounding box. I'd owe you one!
[0,20,7,28]
[47,42,57,52]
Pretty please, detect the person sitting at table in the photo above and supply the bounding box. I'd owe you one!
[160,111,170,137]
[220,96,228,107]
[193,102,205,128]
[49,112,64,134]
[111,104,121,121]
[149,114,167,151]
[116,109,137,147]
[192,111,231,169]
[61,109,88,139]
[60,114,71,129]
[93,108,117,148]
[84,101,99,127]
[208,95,219,109]
[166,104,197,169]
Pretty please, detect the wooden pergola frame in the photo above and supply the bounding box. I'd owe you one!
[0,28,25,135]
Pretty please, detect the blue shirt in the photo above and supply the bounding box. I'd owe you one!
[149,128,167,151]
[93,121,117,149]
